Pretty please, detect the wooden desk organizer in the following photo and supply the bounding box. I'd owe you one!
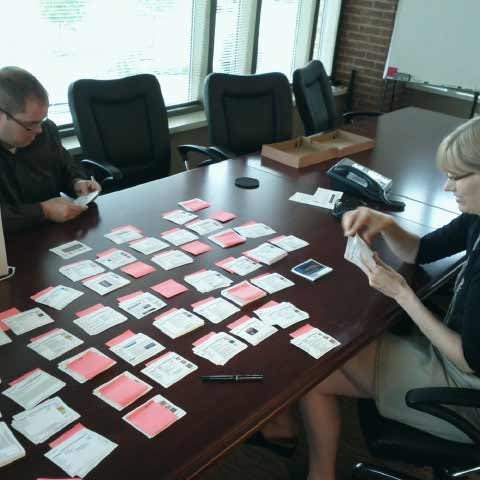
[261,129,375,169]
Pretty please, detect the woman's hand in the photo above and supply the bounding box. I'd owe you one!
[342,207,394,245]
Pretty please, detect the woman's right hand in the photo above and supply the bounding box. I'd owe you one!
[342,207,394,245]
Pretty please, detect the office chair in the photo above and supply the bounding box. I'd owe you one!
[179,71,293,169]
[353,387,480,480]
[292,60,382,136]
[68,74,172,192]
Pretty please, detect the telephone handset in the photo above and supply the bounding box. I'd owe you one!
[326,158,405,211]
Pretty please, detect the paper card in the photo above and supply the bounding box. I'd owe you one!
[243,243,287,265]
[141,352,198,388]
[289,323,315,338]
[234,222,276,239]
[0,422,25,467]
[221,281,266,306]
[178,198,210,212]
[185,218,223,236]
[108,332,165,366]
[161,228,198,246]
[227,315,278,346]
[28,328,84,361]
[49,241,92,260]
[151,250,194,270]
[104,225,143,244]
[180,240,212,256]
[0,307,20,331]
[128,237,169,255]
[162,209,198,225]
[151,279,188,298]
[208,229,246,248]
[76,303,104,317]
[191,297,240,324]
[290,325,341,359]
[106,330,135,348]
[0,328,12,346]
[192,332,248,366]
[192,332,216,347]
[94,372,152,411]
[313,187,344,208]
[344,234,376,274]
[184,269,232,293]
[82,272,130,295]
[31,285,84,311]
[209,211,236,223]
[48,422,85,449]
[153,308,204,339]
[3,307,54,336]
[269,234,309,252]
[120,261,156,278]
[215,257,236,273]
[250,272,294,294]
[60,349,116,382]
[117,291,166,319]
[254,301,309,329]
[123,395,185,438]
[216,256,262,276]
[96,248,137,269]
[59,260,105,282]
[74,305,127,336]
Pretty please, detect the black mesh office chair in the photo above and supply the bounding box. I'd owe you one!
[292,60,382,136]
[68,74,172,192]
[353,388,480,480]
[179,71,293,169]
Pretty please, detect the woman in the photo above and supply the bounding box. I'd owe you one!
[299,116,480,480]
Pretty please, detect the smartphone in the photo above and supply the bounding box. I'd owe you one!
[291,259,332,282]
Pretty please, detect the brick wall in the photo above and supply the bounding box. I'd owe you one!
[333,0,403,112]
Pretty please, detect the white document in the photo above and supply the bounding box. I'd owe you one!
[28,328,83,360]
[11,396,80,445]
[118,292,166,319]
[254,302,309,329]
[59,259,105,282]
[129,237,169,255]
[2,369,66,410]
[344,234,376,274]
[0,329,12,346]
[109,333,165,366]
[0,422,25,467]
[33,285,83,311]
[3,307,54,336]
[50,240,92,260]
[82,272,130,295]
[161,228,198,246]
[250,272,294,294]
[151,250,194,270]
[163,209,198,225]
[141,352,198,388]
[269,235,309,252]
[184,269,232,293]
[104,227,143,244]
[153,308,204,339]
[289,188,343,210]
[74,306,127,335]
[245,243,288,265]
[96,249,137,269]
[290,327,341,359]
[61,190,99,206]
[45,425,117,478]
[193,332,247,366]
[234,222,276,238]
[229,316,278,346]
[186,218,223,235]
[192,297,240,324]
[220,256,262,276]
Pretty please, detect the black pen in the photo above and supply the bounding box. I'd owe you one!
[201,374,264,382]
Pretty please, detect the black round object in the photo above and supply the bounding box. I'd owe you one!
[235,177,259,189]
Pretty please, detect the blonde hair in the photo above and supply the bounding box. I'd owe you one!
[437,116,480,175]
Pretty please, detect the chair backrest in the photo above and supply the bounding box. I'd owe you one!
[68,74,171,189]
[204,72,293,156]
[292,60,338,136]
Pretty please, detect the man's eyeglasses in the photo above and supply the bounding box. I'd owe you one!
[446,172,475,182]
[0,107,45,132]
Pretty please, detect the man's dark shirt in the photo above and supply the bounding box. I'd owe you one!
[0,120,86,233]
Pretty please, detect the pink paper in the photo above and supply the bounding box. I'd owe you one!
[213,231,245,247]
[271,235,286,242]
[0,307,20,331]
[192,331,216,347]
[290,323,315,338]
[155,307,178,320]
[210,211,236,222]
[240,221,257,227]
[191,297,214,309]
[145,351,171,366]
[117,291,143,303]
[252,272,269,281]
[125,400,177,437]
[227,315,251,329]
[215,257,236,273]
[30,328,60,343]
[9,368,42,386]
[48,423,85,448]
[162,209,181,217]
[151,279,188,298]
[97,247,119,257]
[121,261,155,278]
[82,272,105,283]
[161,227,180,236]
[112,225,142,233]
[98,374,149,407]
[180,241,212,256]
[76,303,104,317]
[30,286,53,301]
[67,351,115,380]
[106,330,135,347]
[226,282,265,301]
[180,198,210,212]
[257,300,279,310]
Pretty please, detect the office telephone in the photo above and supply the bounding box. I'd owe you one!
[326,158,405,211]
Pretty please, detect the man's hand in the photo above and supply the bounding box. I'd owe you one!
[40,198,87,223]
[342,207,394,245]
[74,178,102,196]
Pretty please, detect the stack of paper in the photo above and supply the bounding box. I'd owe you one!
[185,218,223,235]
[161,227,198,246]
[289,187,343,210]
[117,291,166,319]
[82,272,130,295]
[178,198,210,212]
[11,396,80,444]
[153,308,204,339]
[3,369,66,409]
[0,329,11,346]
[28,328,83,360]
[221,281,267,307]
[269,235,309,252]
[2,307,54,335]
[244,243,287,265]
[59,259,105,282]
[227,315,277,346]
[49,240,92,259]
[180,240,212,256]
[216,256,262,276]
[151,250,194,270]
[128,236,169,255]
[107,331,165,366]
[209,211,236,223]
[184,269,232,293]
[208,229,246,248]
[193,331,247,365]
[120,261,156,278]
[61,189,99,206]
[45,423,117,477]
[0,422,25,467]
[123,395,186,438]
[234,222,276,238]
[250,272,294,294]
[31,285,83,311]
[104,225,143,244]
[93,372,152,411]
[74,304,127,335]
[191,297,240,324]
[290,324,340,359]
[59,348,116,383]
[96,248,137,269]
[150,279,188,298]
[141,352,198,388]
[162,209,197,225]
[254,301,309,329]
[344,234,375,274]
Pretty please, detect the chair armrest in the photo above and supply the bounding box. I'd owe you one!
[406,387,480,443]
[177,144,229,170]
[80,159,123,183]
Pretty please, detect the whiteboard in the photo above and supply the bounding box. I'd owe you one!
[385,0,480,92]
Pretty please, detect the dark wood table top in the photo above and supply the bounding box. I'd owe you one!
[0,107,465,479]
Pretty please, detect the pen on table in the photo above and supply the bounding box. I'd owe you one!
[201,374,264,382]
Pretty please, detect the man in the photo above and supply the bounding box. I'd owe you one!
[0,66,101,233]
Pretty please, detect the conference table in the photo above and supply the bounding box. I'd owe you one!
[0,107,466,479]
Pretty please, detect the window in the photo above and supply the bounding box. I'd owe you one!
[3,0,341,128]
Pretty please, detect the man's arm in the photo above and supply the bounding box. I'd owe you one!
[1,202,47,234]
